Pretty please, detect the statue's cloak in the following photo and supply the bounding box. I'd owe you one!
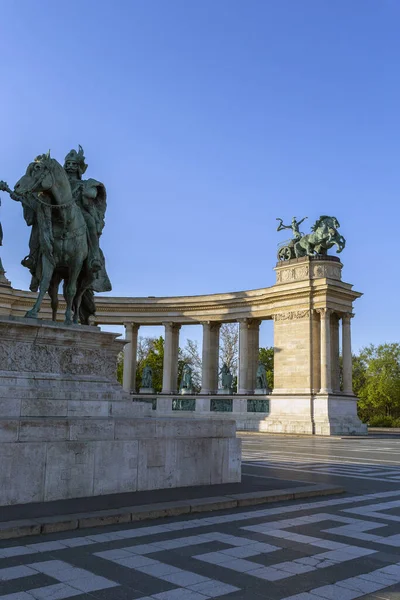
[81,179,111,293]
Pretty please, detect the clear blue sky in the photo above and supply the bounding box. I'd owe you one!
[0,0,399,352]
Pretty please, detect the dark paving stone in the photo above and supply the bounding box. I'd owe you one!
[0,474,304,523]
[0,574,53,596]
[87,585,152,600]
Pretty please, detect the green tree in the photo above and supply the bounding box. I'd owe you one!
[356,343,400,423]
[116,351,124,385]
[258,346,274,390]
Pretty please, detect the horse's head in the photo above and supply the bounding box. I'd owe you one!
[14,151,69,198]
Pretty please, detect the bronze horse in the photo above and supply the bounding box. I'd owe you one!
[12,153,94,324]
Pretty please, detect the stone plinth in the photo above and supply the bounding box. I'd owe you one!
[180,388,193,395]
[0,317,241,506]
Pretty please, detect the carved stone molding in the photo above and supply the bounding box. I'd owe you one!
[311,263,342,281]
[273,310,310,321]
[0,321,120,381]
[276,261,342,284]
[276,265,309,284]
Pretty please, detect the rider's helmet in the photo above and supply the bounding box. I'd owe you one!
[64,145,88,178]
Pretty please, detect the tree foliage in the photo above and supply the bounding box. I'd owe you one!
[219,323,239,379]
[356,343,400,423]
[178,339,202,392]
[258,346,274,390]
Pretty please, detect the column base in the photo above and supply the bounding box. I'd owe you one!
[261,392,367,436]
[313,393,367,435]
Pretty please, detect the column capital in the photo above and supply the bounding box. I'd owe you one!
[316,308,333,318]
[238,318,261,329]
[123,322,140,330]
[200,321,221,332]
[342,312,355,323]
[162,322,182,332]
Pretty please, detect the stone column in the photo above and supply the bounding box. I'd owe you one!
[249,319,261,392]
[330,312,340,393]
[342,313,354,395]
[200,321,221,395]
[122,323,139,393]
[318,309,332,394]
[238,319,260,394]
[238,319,249,394]
[162,322,181,394]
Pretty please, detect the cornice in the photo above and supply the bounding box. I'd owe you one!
[0,271,362,326]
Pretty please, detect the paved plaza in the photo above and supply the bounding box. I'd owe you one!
[2,434,400,600]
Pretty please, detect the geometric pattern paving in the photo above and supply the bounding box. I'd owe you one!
[3,490,400,599]
[243,455,400,482]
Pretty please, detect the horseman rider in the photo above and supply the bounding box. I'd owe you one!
[63,146,105,273]
[17,146,110,295]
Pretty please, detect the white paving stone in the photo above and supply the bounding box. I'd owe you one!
[151,590,209,600]
[26,542,68,553]
[70,575,118,593]
[27,584,82,600]
[187,581,240,597]
[114,555,159,568]
[161,571,210,587]
[0,566,38,581]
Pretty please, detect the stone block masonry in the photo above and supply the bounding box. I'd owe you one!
[0,317,241,506]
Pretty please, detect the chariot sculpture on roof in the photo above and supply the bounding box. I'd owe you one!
[276,215,346,261]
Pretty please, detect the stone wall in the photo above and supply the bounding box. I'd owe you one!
[0,317,241,506]
[0,417,240,505]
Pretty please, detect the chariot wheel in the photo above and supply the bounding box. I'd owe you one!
[277,246,292,261]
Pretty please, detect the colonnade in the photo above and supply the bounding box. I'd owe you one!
[123,318,265,395]
[122,311,354,396]
[317,310,353,395]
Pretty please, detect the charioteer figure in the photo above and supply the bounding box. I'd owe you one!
[276,216,308,241]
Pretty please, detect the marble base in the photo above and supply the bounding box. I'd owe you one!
[140,388,155,394]
[0,317,241,505]
[218,388,232,395]
[180,388,193,395]
[0,416,241,505]
[259,392,367,435]
[254,388,270,395]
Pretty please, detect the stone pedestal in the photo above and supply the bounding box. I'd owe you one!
[267,256,367,436]
[139,388,155,394]
[218,388,232,395]
[254,388,269,395]
[180,388,193,395]
[0,317,241,506]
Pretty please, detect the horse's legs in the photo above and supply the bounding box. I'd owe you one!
[72,289,84,324]
[64,262,83,325]
[294,241,305,258]
[48,272,62,321]
[25,256,54,319]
